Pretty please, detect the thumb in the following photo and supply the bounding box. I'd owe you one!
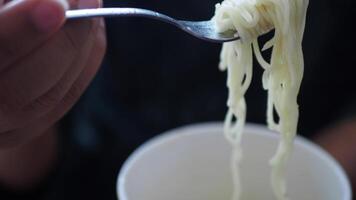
[0,0,68,69]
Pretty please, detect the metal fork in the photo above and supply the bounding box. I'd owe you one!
[66,8,239,43]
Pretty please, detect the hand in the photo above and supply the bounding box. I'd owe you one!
[315,119,356,191]
[0,0,106,149]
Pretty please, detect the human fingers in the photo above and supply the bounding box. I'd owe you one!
[0,23,106,148]
[0,0,68,69]
[0,18,104,132]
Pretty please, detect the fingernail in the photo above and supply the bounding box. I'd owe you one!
[78,0,100,9]
[31,0,68,33]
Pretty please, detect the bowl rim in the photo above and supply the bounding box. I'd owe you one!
[117,122,352,200]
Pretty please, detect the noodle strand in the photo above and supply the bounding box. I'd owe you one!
[213,0,309,199]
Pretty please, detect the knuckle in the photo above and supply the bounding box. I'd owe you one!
[23,82,69,113]
[63,20,95,51]
[65,82,86,103]
[63,28,81,51]
[25,94,61,113]
[0,96,26,115]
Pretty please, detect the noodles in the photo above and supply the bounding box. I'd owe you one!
[213,0,309,199]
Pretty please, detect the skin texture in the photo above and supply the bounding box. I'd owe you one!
[0,0,106,189]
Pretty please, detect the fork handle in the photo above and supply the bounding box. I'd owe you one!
[66,8,175,25]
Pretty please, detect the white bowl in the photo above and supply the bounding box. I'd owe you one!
[117,122,351,200]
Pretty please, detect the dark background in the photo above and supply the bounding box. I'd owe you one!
[3,0,356,199]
